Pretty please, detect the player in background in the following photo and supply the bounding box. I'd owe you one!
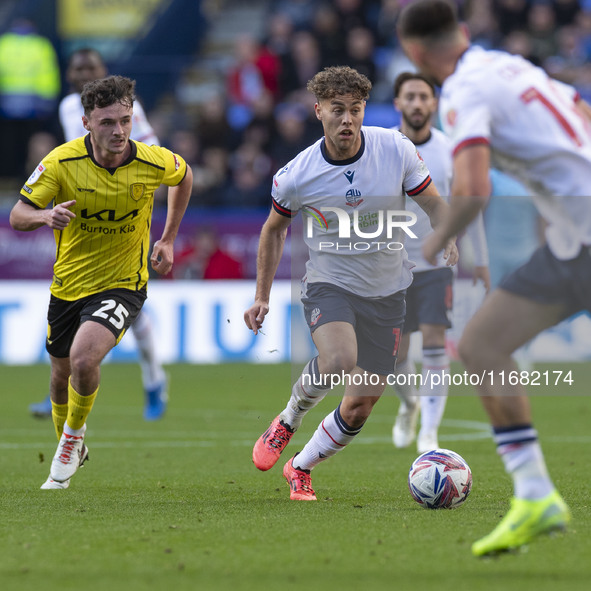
[244,66,457,501]
[28,48,168,421]
[390,72,490,453]
[10,76,192,488]
[398,0,591,555]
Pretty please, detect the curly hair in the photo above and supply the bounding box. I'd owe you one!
[307,66,372,102]
[81,75,136,116]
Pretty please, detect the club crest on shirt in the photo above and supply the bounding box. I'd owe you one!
[130,183,146,201]
[345,189,364,207]
[26,163,46,185]
[446,109,457,127]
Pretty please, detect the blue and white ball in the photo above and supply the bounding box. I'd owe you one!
[408,449,472,509]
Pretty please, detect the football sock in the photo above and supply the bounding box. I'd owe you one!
[280,357,331,430]
[494,424,554,500]
[419,347,449,433]
[293,404,363,471]
[51,400,68,441]
[66,379,97,432]
[392,357,418,406]
[131,311,166,389]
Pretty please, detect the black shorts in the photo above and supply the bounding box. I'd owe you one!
[500,244,591,318]
[302,282,406,376]
[403,267,453,335]
[47,288,146,358]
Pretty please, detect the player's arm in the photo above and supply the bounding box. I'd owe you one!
[412,182,459,266]
[9,199,76,231]
[150,165,193,275]
[464,211,491,291]
[423,144,491,264]
[244,208,292,335]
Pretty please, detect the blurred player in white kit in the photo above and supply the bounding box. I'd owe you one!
[390,71,489,454]
[398,0,591,556]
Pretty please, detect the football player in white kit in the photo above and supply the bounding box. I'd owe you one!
[398,0,591,556]
[28,48,168,421]
[390,72,490,454]
[244,66,457,501]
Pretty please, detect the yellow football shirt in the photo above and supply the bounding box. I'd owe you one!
[20,135,187,300]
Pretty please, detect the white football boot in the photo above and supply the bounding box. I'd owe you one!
[49,425,87,482]
[41,442,89,489]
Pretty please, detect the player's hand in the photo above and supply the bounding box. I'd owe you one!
[423,230,447,265]
[244,301,269,335]
[151,239,174,275]
[47,200,76,230]
[442,238,458,266]
[473,265,491,292]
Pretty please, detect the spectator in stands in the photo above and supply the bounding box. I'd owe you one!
[240,89,278,152]
[553,0,582,27]
[345,27,378,84]
[311,4,348,66]
[227,34,281,107]
[465,0,502,48]
[332,0,371,34]
[198,147,232,207]
[197,93,239,151]
[502,29,541,65]
[0,18,60,181]
[544,24,589,84]
[25,131,58,178]
[494,0,530,36]
[263,12,295,62]
[528,2,560,63]
[376,0,404,47]
[173,226,244,280]
[223,141,273,208]
[280,31,325,99]
[269,103,315,169]
[272,0,317,29]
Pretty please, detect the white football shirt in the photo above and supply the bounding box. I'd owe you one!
[440,46,591,259]
[272,126,431,298]
[59,92,160,145]
[395,126,488,272]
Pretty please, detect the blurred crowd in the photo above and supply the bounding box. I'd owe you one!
[2,0,591,211]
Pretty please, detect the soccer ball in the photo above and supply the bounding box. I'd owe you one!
[408,449,472,509]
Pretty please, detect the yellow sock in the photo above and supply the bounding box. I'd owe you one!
[51,401,68,441]
[66,379,98,430]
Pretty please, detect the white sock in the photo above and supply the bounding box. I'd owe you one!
[131,310,165,389]
[280,357,331,430]
[494,425,554,500]
[293,404,363,471]
[392,357,418,406]
[63,423,85,437]
[419,347,449,433]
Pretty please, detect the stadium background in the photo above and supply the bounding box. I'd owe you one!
[1,4,590,591]
[0,0,590,366]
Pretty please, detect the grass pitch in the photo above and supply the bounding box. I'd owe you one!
[0,362,590,591]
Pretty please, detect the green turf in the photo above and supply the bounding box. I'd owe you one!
[0,362,589,591]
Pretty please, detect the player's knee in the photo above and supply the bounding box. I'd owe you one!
[320,349,356,376]
[69,352,98,380]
